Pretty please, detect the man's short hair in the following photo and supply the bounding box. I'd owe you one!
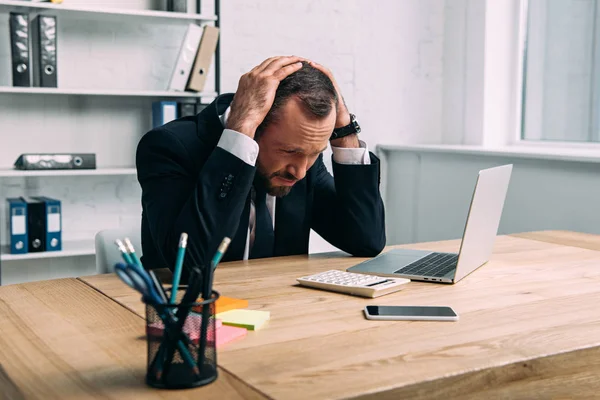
[257,62,338,136]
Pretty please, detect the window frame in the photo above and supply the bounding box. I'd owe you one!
[512,0,600,148]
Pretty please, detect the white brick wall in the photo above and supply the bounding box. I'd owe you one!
[0,0,445,282]
[220,0,445,148]
[219,0,445,253]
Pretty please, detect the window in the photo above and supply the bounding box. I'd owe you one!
[521,0,600,143]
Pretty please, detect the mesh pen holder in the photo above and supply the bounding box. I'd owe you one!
[145,289,220,389]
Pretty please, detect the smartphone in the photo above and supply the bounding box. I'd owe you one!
[363,305,459,321]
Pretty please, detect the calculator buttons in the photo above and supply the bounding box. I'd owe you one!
[297,270,410,298]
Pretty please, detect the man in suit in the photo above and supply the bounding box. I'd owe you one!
[136,56,385,274]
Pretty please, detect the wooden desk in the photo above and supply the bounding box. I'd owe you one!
[511,230,600,252]
[2,231,600,399]
[0,279,266,399]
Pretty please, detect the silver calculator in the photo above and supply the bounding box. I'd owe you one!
[297,270,410,298]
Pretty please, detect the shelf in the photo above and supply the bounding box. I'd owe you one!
[1,240,95,261]
[0,87,217,99]
[0,167,136,178]
[0,0,217,23]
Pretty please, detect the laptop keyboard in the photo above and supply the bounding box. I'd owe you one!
[394,253,459,278]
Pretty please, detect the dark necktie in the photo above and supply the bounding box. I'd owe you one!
[250,184,274,259]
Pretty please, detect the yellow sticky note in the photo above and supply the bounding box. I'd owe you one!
[216,309,270,331]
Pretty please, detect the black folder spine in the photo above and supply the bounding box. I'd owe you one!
[9,12,31,87]
[32,15,58,88]
[26,199,46,253]
[167,0,187,12]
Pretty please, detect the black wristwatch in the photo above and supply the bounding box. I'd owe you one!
[330,113,361,140]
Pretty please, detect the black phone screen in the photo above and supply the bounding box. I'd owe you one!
[366,305,457,317]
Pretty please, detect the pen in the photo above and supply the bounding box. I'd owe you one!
[148,270,168,304]
[197,237,231,373]
[114,239,133,265]
[159,267,204,380]
[170,232,188,304]
[114,262,198,379]
[123,238,143,270]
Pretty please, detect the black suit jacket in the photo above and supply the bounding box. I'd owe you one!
[136,93,386,274]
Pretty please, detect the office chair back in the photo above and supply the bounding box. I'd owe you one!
[95,228,142,274]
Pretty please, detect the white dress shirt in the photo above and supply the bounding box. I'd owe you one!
[217,107,370,260]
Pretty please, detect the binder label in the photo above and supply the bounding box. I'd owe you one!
[163,104,177,123]
[48,205,60,232]
[11,214,26,235]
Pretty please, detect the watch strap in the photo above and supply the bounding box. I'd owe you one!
[330,114,361,140]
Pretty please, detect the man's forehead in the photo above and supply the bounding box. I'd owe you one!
[272,138,328,153]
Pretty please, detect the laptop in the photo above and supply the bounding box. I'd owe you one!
[347,164,513,284]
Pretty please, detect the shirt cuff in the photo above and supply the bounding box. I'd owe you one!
[217,129,259,166]
[331,140,371,165]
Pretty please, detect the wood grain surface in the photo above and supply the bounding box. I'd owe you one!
[511,230,600,251]
[80,232,600,399]
[0,278,267,400]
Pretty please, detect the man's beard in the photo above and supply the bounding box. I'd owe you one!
[255,166,297,198]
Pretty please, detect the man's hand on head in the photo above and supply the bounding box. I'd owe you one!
[308,61,351,129]
[309,61,359,149]
[227,56,307,139]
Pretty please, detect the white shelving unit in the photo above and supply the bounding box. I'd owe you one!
[0,0,217,23]
[1,239,95,261]
[0,0,221,284]
[0,87,218,99]
[0,168,137,178]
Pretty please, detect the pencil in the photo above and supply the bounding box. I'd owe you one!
[114,239,133,265]
[123,237,143,270]
[211,237,231,271]
[170,232,188,304]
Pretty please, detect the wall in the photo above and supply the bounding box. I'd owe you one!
[383,0,600,248]
[219,0,445,252]
[220,0,445,148]
[379,146,600,246]
[0,0,446,282]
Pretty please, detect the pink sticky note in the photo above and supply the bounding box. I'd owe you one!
[216,325,247,348]
[147,314,222,342]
